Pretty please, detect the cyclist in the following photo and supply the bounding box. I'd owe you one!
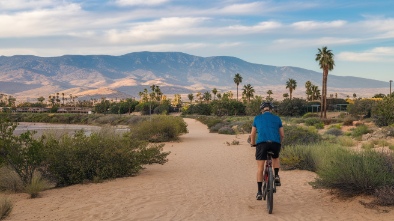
[250,101,284,200]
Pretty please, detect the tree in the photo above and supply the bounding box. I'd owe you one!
[353,93,357,99]
[188,93,194,103]
[212,88,218,100]
[286,78,297,100]
[203,91,212,103]
[37,96,45,103]
[242,84,255,103]
[267,90,273,101]
[373,93,386,98]
[283,93,289,98]
[305,81,312,101]
[311,85,321,101]
[196,92,202,103]
[233,73,243,101]
[315,46,335,119]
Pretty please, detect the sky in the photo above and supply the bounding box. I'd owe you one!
[1,0,394,82]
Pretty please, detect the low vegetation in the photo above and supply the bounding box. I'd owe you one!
[0,196,12,220]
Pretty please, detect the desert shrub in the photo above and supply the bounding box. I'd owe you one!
[373,97,394,126]
[43,129,170,186]
[329,124,342,129]
[347,99,377,118]
[351,124,370,138]
[386,126,394,137]
[209,122,225,132]
[24,172,51,198]
[135,101,159,115]
[324,128,343,137]
[314,122,324,129]
[0,119,46,186]
[315,150,394,196]
[231,140,240,145]
[218,126,235,135]
[289,118,304,124]
[277,98,307,117]
[0,196,12,220]
[372,186,394,206]
[302,113,319,118]
[304,117,322,126]
[182,103,212,115]
[343,116,357,126]
[280,144,318,171]
[245,96,263,116]
[128,116,188,142]
[211,99,246,116]
[337,136,355,147]
[0,166,23,192]
[282,125,321,147]
[153,103,170,115]
[361,141,375,150]
[321,118,332,125]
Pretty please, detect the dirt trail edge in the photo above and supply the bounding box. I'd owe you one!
[5,118,393,221]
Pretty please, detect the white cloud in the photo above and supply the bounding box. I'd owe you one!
[224,21,282,34]
[0,0,59,10]
[114,0,169,6]
[105,17,209,43]
[337,47,394,62]
[291,20,347,30]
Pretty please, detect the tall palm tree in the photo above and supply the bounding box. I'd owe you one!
[315,46,335,118]
[242,84,255,102]
[286,78,297,100]
[233,73,243,101]
[196,92,202,103]
[188,93,194,103]
[212,88,218,100]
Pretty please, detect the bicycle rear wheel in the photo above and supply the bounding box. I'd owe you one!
[267,168,274,214]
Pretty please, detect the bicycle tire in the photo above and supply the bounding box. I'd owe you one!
[267,168,274,214]
[262,181,267,200]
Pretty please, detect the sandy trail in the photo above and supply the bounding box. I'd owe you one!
[4,118,394,221]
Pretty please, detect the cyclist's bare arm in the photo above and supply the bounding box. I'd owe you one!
[250,126,257,146]
[279,127,284,143]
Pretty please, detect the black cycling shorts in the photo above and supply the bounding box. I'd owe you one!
[255,142,281,160]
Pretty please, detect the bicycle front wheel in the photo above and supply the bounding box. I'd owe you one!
[267,168,274,214]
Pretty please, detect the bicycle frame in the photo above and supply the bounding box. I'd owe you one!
[262,152,275,214]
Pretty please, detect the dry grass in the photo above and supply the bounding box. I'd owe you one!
[24,172,51,198]
[0,196,12,220]
[0,167,23,193]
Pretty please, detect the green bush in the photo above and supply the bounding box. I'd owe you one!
[373,97,394,126]
[182,103,212,115]
[282,125,321,147]
[302,113,319,118]
[304,117,323,126]
[43,129,170,186]
[343,116,356,126]
[277,98,307,117]
[337,136,355,147]
[128,116,188,142]
[351,124,370,138]
[315,150,394,196]
[0,196,12,220]
[324,128,343,137]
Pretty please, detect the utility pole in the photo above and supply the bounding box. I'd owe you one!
[390,80,393,96]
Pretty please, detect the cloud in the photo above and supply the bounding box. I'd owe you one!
[114,0,170,6]
[0,0,59,10]
[337,47,394,62]
[105,17,209,43]
[292,20,347,30]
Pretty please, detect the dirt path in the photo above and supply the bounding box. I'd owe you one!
[4,118,394,220]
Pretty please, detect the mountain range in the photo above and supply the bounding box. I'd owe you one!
[0,51,388,102]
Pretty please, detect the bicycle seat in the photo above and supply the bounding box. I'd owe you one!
[267,151,274,156]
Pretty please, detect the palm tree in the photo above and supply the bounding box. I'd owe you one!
[203,91,212,103]
[267,90,273,101]
[196,92,202,103]
[242,84,255,102]
[283,93,289,98]
[316,46,335,118]
[62,93,65,106]
[188,93,194,103]
[233,73,243,101]
[212,88,218,100]
[311,85,321,100]
[286,78,297,100]
[305,81,312,101]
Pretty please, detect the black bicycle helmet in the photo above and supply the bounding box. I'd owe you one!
[260,101,274,110]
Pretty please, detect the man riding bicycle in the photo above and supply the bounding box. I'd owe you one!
[250,101,284,200]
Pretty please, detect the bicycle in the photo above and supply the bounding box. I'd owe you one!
[262,151,276,214]
[248,136,276,214]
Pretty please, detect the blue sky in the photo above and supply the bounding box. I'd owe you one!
[1,0,393,82]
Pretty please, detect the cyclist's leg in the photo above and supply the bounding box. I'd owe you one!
[256,143,268,199]
[270,143,282,186]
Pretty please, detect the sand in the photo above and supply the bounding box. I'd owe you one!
[4,118,394,221]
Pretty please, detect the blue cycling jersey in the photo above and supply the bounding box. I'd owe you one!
[252,112,282,144]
